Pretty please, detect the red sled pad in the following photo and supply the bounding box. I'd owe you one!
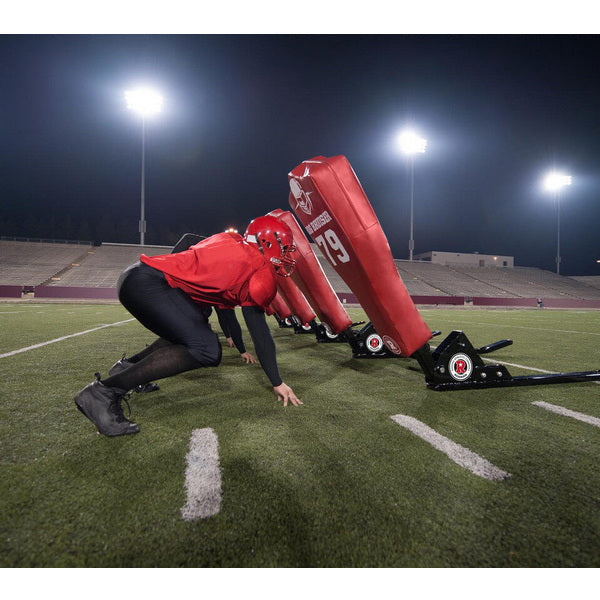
[268,209,353,335]
[288,155,432,356]
[276,275,316,327]
[270,291,292,320]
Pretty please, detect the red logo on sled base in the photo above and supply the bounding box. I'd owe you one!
[449,353,473,381]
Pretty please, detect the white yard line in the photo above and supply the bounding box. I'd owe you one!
[391,415,511,481]
[480,353,600,384]
[430,343,590,375]
[430,342,554,374]
[482,357,553,374]
[532,401,600,428]
[181,428,222,521]
[427,318,600,337]
[0,318,135,358]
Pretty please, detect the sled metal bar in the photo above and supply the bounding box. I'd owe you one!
[476,339,513,354]
[428,369,600,391]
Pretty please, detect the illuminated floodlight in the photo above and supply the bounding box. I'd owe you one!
[542,170,572,275]
[225,227,239,234]
[397,130,427,155]
[542,171,572,192]
[124,87,164,245]
[125,88,164,118]
[396,128,427,261]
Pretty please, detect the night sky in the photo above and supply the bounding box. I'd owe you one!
[1,33,600,274]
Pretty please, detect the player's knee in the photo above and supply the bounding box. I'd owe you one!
[189,334,222,367]
[203,344,222,367]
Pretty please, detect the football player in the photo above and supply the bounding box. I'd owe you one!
[73,215,302,437]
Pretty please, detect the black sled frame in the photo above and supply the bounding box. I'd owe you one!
[412,330,600,391]
[343,320,600,391]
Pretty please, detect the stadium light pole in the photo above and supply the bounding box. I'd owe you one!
[125,88,163,245]
[397,129,427,261]
[542,171,572,275]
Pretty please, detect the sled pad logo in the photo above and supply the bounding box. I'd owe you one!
[449,353,473,381]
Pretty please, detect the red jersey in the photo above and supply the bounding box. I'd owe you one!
[140,232,277,311]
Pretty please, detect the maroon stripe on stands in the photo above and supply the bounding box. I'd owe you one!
[410,296,465,305]
[2,285,599,310]
[539,298,600,309]
[472,297,539,307]
[33,286,118,299]
[0,285,23,298]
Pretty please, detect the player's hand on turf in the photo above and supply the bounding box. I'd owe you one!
[273,382,303,407]
[241,352,256,364]
[226,337,235,348]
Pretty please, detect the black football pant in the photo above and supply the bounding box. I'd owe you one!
[100,262,222,391]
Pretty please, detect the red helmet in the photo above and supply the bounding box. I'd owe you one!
[244,215,296,277]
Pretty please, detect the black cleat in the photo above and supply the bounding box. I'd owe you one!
[109,358,160,393]
[108,357,133,376]
[74,381,140,437]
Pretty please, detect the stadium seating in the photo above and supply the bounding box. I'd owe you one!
[393,260,518,297]
[0,240,169,289]
[2,239,600,304]
[447,264,600,299]
[0,240,92,286]
[46,243,170,288]
[571,276,600,290]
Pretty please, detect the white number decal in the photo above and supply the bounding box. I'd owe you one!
[314,229,350,266]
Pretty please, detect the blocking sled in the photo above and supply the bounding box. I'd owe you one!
[269,292,295,328]
[268,209,354,340]
[288,155,432,358]
[287,155,600,390]
[275,270,317,333]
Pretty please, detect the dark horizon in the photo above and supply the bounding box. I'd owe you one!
[1,34,599,275]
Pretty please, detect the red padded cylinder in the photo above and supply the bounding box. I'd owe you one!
[270,291,292,320]
[268,209,353,335]
[288,155,432,356]
[277,276,316,326]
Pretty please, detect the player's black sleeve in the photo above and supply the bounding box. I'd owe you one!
[215,308,246,353]
[241,305,282,387]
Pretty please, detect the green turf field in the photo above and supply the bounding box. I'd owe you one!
[1,302,599,567]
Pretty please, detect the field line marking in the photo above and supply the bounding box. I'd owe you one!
[181,428,222,521]
[532,401,600,428]
[391,415,511,482]
[0,318,135,358]
[481,357,552,374]
[481,355,600,384]
[431,343,589,375]
[425,318,600,337]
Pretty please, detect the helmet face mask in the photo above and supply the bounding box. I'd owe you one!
[244,215,297,277]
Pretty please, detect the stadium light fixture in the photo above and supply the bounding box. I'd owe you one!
[125,87,164,245]
[125,88,164,118]
[397,130,427,155]
[397,128,427,261]
[542,171,572,192]
[542,170,572,275]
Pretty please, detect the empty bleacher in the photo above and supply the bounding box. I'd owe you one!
[2,239,600,305]
[447,265,600,299]
[570,276,600,291]
[394,260,519,298]
[0,240,170,288]
[0,240,93,286]
[47,243,171,288]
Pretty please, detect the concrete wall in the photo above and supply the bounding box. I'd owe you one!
[415,251,514,268]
